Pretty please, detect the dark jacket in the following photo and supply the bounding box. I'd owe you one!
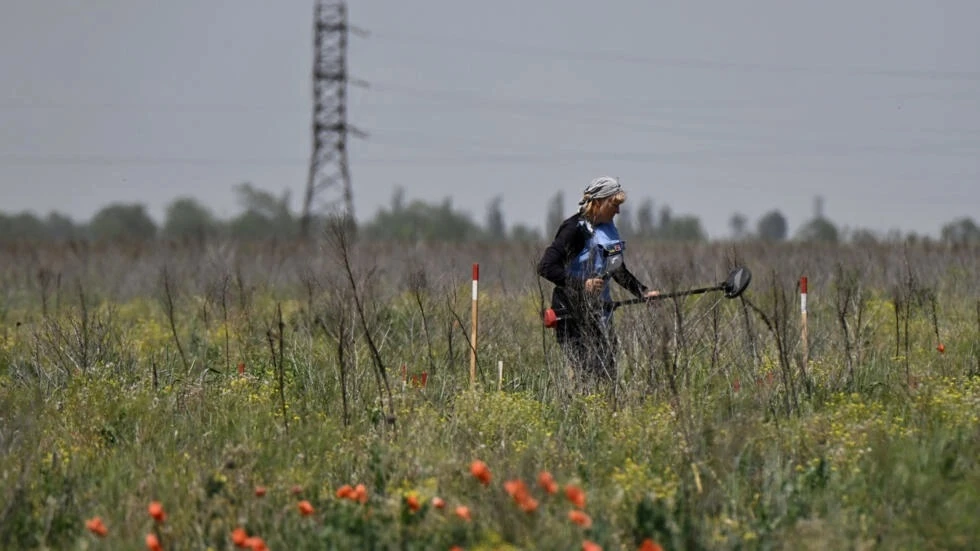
[537,213,647,317]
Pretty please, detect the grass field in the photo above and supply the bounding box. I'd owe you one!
[1,237,978,550]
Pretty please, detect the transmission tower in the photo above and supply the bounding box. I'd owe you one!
[301,0,366,237]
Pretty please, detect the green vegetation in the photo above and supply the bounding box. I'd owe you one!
[1,237,979,550]
[5,185,979,245]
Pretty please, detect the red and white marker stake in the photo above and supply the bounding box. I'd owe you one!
[470,263,479,388]
[801,276,809,369]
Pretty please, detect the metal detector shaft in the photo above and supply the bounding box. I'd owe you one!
[610,284,722,310]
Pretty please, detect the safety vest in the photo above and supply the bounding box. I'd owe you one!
[567,220,626,305]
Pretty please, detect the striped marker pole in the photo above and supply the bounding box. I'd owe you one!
[801,276,809,369]
[470,263,479,388]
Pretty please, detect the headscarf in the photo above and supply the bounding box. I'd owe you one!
[578,176,622,207]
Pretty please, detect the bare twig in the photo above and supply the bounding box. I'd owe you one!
[161,266,190,372]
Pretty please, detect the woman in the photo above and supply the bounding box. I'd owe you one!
[537,176,658,382]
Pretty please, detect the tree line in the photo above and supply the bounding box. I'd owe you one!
[2,184,978,246]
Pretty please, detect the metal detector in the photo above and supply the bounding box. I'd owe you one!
[543,266,751,328]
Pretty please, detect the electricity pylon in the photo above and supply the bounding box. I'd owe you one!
[301,0,366,238]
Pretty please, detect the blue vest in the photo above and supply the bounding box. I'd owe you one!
[567,221,626,307]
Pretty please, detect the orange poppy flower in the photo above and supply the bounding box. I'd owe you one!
[537,471,558,495]
[231,527,249,548]
[298,500,315,516]
[519,496,539,513]
[638,539,664,551]
[147,501,166,523]
[937,343,946,354]
[503,479,530,503]
[145,533,162,551]
[245,536,268,551]
[406,494,421,512]
[568,509,593,528]
[565,485,586,509]
[449,547,464,551]
[431,496,446,509]
[469,460,491,485]
[454,505,472,521]
[254,486,267,497]
[353,483,368,504]
[336,484,354,499]
[85,516,108,537]
[582,540,603,551]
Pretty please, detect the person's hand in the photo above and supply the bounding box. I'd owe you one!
[584,278,605,294]
[643,289,661,299]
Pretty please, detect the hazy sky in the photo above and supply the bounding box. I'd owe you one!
[2,1,978,239]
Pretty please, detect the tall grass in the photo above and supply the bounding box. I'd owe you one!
[0,238,978,549]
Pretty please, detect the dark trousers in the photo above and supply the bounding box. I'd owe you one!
[555,312,618,382]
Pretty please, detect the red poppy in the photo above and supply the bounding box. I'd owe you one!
[569,509,593,528]
[297,500,315,516]
[638,539,664,551]
[147,501,166,523]
[231,527,248,548]
[565,484,586,509]
[504,479,530,503]
[537,471,558,495]
[145,533,162,551]
[85,517,108,537]
[519,496,539,513]
[469,460,491,485]
[353,483,368,504]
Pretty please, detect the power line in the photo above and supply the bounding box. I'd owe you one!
[369,29,980,81]
[0,154,307,167]
[0,101,309,114]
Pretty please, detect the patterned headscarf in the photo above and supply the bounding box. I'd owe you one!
[578,176,622,206]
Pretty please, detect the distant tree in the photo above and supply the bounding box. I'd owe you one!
[796,217,839,243]
[848,228,880,246]
[361,192,482,242]
[729,212,748,240]
[88,203,157,241]
[940,216,980,246]
[163,197,217,240]
[227,210,273,240]
[510,224,541,242]
[656,206,672,235]
[391,187,405,213]
[45,211,79,240]
[757,210,788,242]
[485,196,506,241]
[545,191,565,237]
[228,182,297,239]
[658,215,707,242]
[616,206,635,239]
[0,211,47,240]
[636,200,656,238]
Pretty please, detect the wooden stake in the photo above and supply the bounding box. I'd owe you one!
[801,276,809,370]
[470,263,479,388]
